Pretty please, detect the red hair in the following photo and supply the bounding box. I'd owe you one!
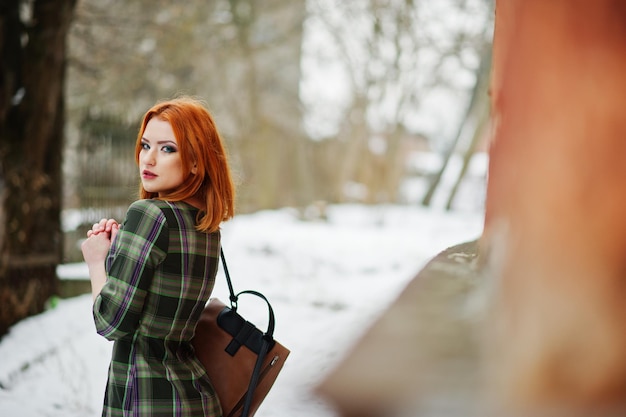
[135,96,235,232]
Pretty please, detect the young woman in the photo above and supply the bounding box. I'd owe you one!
[81,96,235,416]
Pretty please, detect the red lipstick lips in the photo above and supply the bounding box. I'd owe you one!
[142,170,157,179]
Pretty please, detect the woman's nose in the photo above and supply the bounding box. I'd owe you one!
[141,149,155,165]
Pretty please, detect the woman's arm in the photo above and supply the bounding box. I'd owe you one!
[92,201,168,340]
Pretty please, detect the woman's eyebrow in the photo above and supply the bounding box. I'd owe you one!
[141,137,177,145]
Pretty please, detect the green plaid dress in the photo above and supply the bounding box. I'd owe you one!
[93,199,222,416]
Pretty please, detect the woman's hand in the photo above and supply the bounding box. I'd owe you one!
[86,218,120,238]
[82,219,119,262]
[81,219,120,300]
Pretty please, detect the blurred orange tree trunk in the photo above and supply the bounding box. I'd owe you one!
[0,0,77,336]
[482,0,626,413]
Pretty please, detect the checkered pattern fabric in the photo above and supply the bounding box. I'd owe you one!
[93,199,222,416]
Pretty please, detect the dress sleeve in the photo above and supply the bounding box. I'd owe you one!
[93,200,169,341]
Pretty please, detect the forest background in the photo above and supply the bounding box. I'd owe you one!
[0,0,493,334]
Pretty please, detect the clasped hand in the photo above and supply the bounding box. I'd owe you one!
[81,218,120,266]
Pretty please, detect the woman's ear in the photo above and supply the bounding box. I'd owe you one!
[191,163,198,175]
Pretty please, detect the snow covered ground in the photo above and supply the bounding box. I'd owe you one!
[0,204,483,417]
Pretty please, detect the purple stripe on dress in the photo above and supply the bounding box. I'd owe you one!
[171,203,190,280]
[171,203,190,343]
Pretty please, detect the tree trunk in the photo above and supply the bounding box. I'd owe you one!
[444,47,492,210]
[444,103,488,210]
[0,0,77,336]
[482,0,626,412]
[421,46,492,208]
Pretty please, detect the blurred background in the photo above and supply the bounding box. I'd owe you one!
[0,0,493,338]
[62,0,494,261]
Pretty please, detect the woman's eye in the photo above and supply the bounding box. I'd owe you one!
[161,145,176,153]
[141,142,150,150]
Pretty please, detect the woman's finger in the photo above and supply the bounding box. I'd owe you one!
[105,218,118,232]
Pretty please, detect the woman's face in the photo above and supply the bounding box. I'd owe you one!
[139,117,190,198]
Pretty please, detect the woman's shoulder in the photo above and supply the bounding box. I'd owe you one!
[118,200,169,236]
[128,198,167,212]
[129,199,196,211]
[126,200,198,227]
[125,199,173,223]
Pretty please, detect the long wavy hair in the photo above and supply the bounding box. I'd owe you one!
[134,96,235,233]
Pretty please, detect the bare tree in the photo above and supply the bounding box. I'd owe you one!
[444,47,491,210]
[0,0,77,336]
[421,43,492,209]
[306,0,493,204]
